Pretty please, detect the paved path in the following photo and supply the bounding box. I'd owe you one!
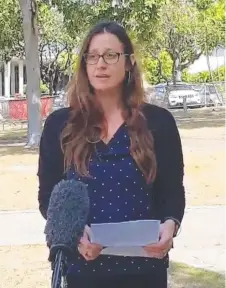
[170,206,225,274]
[0,206,225,274]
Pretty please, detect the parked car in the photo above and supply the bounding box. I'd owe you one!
[154,82,203,108]
[198,84,224,106]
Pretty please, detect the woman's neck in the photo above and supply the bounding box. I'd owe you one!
[95,89,124,119]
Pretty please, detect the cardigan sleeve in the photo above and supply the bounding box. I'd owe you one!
[37,110,67,219]
[152,108,185,225]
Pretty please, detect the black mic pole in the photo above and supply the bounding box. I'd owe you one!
[51,250,67,288]
[49,245,72,288]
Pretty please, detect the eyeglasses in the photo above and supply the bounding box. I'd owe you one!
[83,52,129,65]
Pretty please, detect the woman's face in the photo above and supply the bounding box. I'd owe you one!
[85,32,128,93]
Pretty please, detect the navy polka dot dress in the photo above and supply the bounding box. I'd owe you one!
[67,124,168,276]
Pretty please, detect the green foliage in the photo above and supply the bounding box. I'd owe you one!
[51,0,93,41]
[142,0,225,83]
[182,65,225,83]
[182,70,210,83]
[57,52,78,75]
[52,0,165,46]
[38,3,74,47]
[142,51,173,84]
[213,65,225,81]
[198,0,225,53]
[40,81,49,93]
[191,0,215,10]
[38,2,76,92]
[0,0,23,61]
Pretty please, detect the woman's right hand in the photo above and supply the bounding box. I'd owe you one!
[78,225,103,261]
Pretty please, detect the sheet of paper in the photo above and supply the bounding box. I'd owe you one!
[90,220,160,255]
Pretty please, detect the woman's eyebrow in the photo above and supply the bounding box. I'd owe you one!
[88,48,115,53]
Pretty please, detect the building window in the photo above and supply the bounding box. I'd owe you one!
[23,65,27,85]
[1,66,5,96]
[15,65,19,93]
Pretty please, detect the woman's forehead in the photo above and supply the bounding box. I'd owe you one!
[88,32,124,53]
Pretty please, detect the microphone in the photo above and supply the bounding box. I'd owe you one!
[44,179,90,287]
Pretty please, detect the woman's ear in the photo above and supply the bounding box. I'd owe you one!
[130,54,136,66]
[126,54,136,71]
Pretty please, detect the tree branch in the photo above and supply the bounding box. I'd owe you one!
[181,51,202,70]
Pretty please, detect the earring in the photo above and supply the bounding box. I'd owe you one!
[127,71,131,85]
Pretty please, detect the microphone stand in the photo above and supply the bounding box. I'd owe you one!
[50,246,71,288]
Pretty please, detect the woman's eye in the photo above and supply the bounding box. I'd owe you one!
[106,53,117,59]
[88,54,97,59]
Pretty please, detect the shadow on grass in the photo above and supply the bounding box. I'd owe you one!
[171,108,225,130]
[0,146,38,157]
[169,262,225,288]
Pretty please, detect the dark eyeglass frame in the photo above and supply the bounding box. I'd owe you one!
[83,52,130,65]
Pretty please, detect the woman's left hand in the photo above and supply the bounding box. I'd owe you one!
[78,225,103,261]
[143,219,175,259]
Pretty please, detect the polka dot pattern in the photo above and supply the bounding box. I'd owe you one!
[67,124,168,277]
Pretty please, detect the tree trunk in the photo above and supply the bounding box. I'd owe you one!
[49,80,53,96]
[19,0,41,148]
[172,56,182,85]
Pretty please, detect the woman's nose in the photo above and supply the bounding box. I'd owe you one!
[96,55,107,68]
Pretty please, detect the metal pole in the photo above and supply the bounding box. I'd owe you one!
[51,250,68,288]
[183,96,187,114]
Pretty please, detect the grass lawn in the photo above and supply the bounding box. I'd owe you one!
[0,245,224,288]
[0,128,27,141]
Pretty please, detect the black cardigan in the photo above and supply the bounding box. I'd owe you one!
[37,103,185,225]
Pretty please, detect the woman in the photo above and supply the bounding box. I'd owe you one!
[38,21,185,288]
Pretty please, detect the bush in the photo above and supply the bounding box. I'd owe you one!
[40,82,49,94]
[182,66,225,83]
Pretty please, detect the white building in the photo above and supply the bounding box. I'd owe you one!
[0,57,26,97]
[188,48,225,74]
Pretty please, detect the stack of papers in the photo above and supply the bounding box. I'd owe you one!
[89,220,160,257]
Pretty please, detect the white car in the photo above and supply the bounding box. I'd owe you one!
[168,88,202,107]
[154,83,203,108]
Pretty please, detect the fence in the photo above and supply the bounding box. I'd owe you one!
[146,82,225,109]
[0,96,54,130]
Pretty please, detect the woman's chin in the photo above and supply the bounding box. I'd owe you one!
[94,85,115,93]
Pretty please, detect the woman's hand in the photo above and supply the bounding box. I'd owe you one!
[78,225,103,261]
[143,220,175,259]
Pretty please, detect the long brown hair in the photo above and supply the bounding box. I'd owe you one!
[61,21,156,183]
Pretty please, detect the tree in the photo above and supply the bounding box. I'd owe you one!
[38,2,75,94]
[52,0,165,46]
[142,51,173,85]
[193,0,225,82]
[143,0,224,84]
[19,0,41,147]
[144,1,202,84]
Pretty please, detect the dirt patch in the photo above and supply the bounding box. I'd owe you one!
[0,245,51,288]
[181,128,225,206]
[0,146,39,210]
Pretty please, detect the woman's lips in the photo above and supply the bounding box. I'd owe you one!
[96,75,110,78]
